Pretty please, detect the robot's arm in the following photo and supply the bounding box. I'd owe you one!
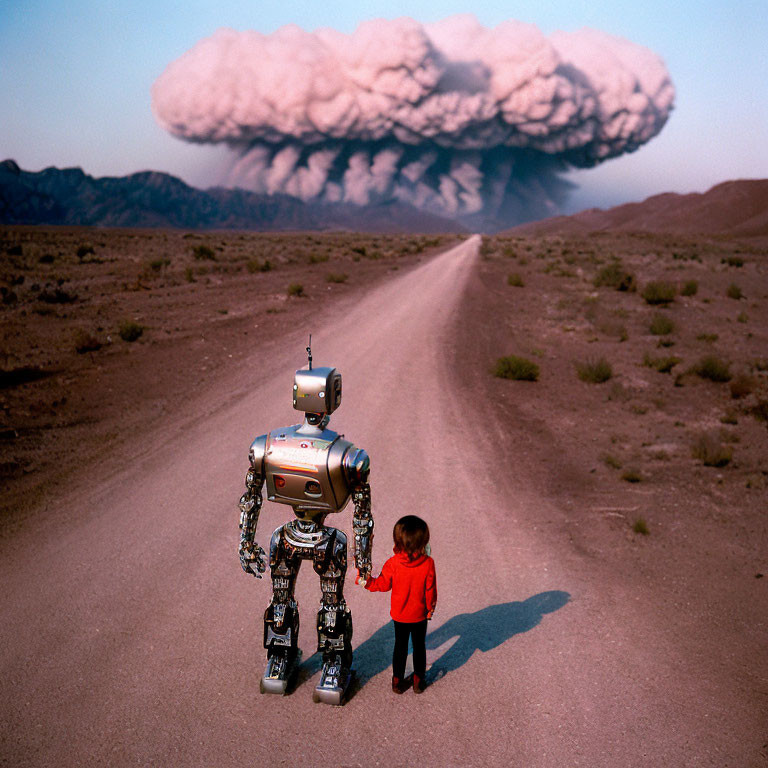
[352,482,373,579]
[238,463,267,579]
[347,447,373,579]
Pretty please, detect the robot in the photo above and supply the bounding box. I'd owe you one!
[237,342,373,705]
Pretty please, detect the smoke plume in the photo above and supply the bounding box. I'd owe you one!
[151,15,674,229]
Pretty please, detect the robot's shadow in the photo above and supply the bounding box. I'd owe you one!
[295,590,570,697]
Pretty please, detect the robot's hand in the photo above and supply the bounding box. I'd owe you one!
[239,543,267,579]
[355,573,368,589]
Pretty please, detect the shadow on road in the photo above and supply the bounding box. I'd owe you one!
[296,590,570,691]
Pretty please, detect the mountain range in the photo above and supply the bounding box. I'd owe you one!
[0,159,466,234]
[505,179,768,239]
[3,159,766,238]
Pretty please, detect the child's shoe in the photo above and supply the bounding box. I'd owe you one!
[413,674,426,694]
[392,675,412,694]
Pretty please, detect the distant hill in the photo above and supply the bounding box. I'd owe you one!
[0,159,467,234]
[504,179,768,238]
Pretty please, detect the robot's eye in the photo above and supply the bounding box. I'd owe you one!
[305,481,321,495]
[274,475,286,489]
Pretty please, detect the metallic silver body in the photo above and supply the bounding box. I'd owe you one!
[238,363,373,706]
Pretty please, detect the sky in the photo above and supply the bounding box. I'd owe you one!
[1,0,766,214]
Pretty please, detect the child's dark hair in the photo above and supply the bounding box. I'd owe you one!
[393,515,430,560]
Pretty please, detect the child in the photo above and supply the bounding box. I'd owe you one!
[359,515,437,694]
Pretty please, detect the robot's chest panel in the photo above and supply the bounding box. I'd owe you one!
[264,427,351,513]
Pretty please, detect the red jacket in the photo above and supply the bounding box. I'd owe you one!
[365,550,437,623]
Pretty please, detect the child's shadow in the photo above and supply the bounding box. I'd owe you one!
[297,590,570,691]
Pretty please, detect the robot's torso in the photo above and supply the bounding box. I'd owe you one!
[249,423,369,521]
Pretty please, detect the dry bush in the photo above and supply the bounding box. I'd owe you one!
[326,273,348,284]
[494,355,540,381]
[576,358,612,383]
[118,321,144,343]
[726,283,742,300]
[681,280,698,296]
[192,244,216,261]
[594,261,636,291]
[287,283,305,297]
[649,313,675,335]
[642,281,676,305]
[691,433,732,467]
[74,329,102,354]
[507,273,525,287]
[621,468,642,483]
[602,453,623,469]
[633,518,650,535]
[693,356,732,383]
[643,353,681,374]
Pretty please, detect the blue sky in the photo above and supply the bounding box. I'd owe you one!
[1,0,766,213]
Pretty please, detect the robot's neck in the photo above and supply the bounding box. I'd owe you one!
[296,415,330,436]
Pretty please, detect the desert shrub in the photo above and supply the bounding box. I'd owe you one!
[507,273,524,287]
[118,320,144,342]
[6,244,22,255]
[657,338,675,348]
[287,283,305,297]
[74,329,101,354]
[326,272,348,284]
[494,355,540,381]
[351,245,366,257]
[641,281,676,305]
[76,243,95,260]
[576,358,612,383]
[643,353,680,374]
[681,280,698,296]
[633,518,650,535]
[148,257,170,272]
[602,453,623,469]
[184,267,195,283]
[724,256,744,267]
[308,253,329,264]
[720,409,738,425]
[729,374,754,399]
[750,400,768,422]
[726,283,742,300]
[737,311,748,323]
[247,258,273,273]
[193,244,216,261]
[38,286,77,304]
[691,433,732,467]
[621,468,642,483]
[38,253,55,264]
[594,262,636,291]
[694,356,731,382]
[696,333,718,343]
[649,313,674,335]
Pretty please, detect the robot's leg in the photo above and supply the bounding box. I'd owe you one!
[262,524,302,695]
[312,527,353,705]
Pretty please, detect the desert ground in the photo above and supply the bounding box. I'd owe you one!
[1,227,767,766]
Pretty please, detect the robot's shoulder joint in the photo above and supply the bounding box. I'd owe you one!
[249,433,268,470]
[344,446,370,484]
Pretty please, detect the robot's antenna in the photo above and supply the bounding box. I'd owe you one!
[306,334,313,370]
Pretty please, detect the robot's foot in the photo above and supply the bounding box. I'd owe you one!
[312,657,353,706]
[260,650,302,695]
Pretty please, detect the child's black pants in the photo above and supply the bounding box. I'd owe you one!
[392,619,427,678]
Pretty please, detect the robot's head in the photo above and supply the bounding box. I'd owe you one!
[293,366,342,416]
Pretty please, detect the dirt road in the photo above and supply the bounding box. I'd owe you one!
[0,236,763,766]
